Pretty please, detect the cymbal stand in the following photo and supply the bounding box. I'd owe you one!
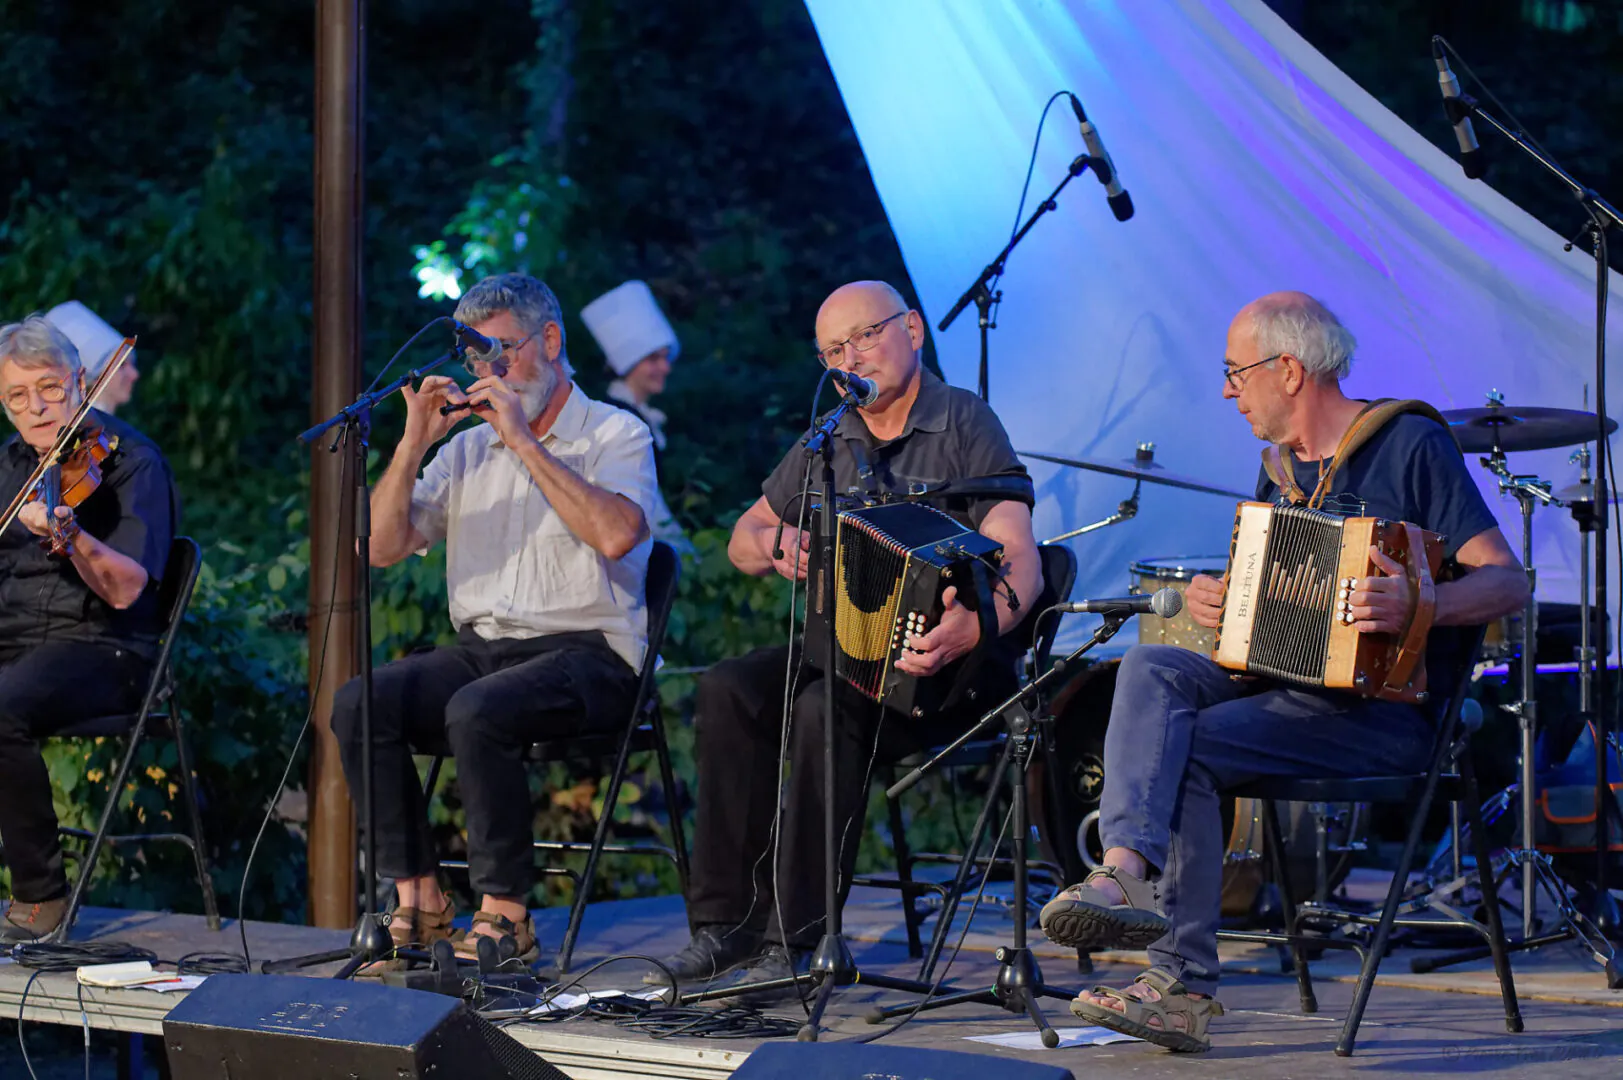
[1044,476,1139,544]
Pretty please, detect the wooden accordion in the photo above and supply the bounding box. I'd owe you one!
[1213,502,1443,703]
[804,502,1003,718]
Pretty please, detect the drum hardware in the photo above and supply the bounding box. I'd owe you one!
[1021,443,1253,501]
[1044,476,1139,544]
[1129,556,1228,655]
[1442,393,1618,454]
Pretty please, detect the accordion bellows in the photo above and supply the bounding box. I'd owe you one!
[1214,502,1442,703]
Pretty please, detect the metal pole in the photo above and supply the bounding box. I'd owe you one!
[306,0,365,930]
[1519,494,1538,939]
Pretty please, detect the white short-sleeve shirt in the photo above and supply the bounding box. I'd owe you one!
[408,383,658,671]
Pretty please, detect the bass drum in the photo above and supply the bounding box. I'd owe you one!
[1027,659,1369,919]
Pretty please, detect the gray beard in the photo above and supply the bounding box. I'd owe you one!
[514,365,558,422]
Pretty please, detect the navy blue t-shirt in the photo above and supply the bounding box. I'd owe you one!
[1252,411,1502,706]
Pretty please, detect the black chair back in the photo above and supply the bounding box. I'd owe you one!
[151,537,203,684]
[637,540,680,694]
[1026,543,1078,670]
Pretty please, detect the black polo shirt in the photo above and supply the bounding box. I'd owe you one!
[0,410,178,661]
[762,369,1032,529]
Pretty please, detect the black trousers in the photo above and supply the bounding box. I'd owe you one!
[0,641,151,902]
[687,644,1015,950]
[331,628,638,898]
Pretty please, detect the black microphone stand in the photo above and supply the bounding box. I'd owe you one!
[264,346,461,978]
[938,154,1096,402]
[1440,42,1623,959]
[863,615,1126,1045]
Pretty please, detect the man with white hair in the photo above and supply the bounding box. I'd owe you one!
[1039,291,1529,1051]
[581,280,684,545]
[45,302,140,415]
[332,272,658,967]
[0,314,176,942]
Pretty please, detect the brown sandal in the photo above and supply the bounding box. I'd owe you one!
[1040,865,1169,950]
[354,897,461,976]
[453,910,541,966]
[1069,969,1224,1053]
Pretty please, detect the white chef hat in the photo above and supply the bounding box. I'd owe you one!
[580,280,679,377]
[46,301,132,379]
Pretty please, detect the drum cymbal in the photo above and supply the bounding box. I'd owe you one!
[1442,404,1617,453]
[1020,447,1251,500]
[1554,480,1622,505]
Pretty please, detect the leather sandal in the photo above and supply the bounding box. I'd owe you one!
[356,896,461,976]
[1039,865,1169,950]
[453,910,541,966]
[1069,968,1224,1053]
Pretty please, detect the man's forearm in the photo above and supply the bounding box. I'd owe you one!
[1435,564,1530,626]
[69,534,148,610]
[514,437,646,559]
[371,438,428,565]
[728,518,777,577]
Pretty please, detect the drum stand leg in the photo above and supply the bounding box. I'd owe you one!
[865,711,1082,1044]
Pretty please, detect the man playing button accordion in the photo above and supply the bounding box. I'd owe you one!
[1038,291,1530,1050]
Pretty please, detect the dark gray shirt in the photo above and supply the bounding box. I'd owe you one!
[762,369,1032,529]
[0,410,177,661]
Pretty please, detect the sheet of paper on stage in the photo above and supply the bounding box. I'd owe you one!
[967,1026,1141,1049]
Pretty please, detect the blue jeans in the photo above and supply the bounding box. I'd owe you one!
[1098,645,1435,995]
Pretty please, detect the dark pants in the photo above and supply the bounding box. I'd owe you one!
[332,629,638,898]
[687,644,1014,950]
[0,642,151,902]
[1099,645,1434,994]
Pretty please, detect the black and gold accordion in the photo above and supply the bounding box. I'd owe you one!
[1213,502,1443,703]
[805,502,1003,718]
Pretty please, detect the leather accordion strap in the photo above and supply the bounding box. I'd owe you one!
[1380,521,1438,702]
[1260,398,1454,508]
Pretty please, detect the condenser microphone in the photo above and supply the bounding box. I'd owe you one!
[829,369,879,406]
[452,320,506,367]
[1069,93,1134,222]
[1432,37,1485,180]
[1057,587,1182,618]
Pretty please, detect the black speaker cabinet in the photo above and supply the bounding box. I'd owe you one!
[161,973,566,1079]
[732,1041,1077,1079]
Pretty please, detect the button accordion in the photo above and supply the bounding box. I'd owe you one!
[1213,502,1442,703]
[805,502,1003,718]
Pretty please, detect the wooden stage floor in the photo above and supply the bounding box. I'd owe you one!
[2,876,1620,1079]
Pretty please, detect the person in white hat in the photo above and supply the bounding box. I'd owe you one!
[581,281,684,545]
[44,302,140,415]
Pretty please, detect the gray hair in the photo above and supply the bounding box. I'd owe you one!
[454,272,574,378]
[0,313,82,377]
[1247,293,1356,381]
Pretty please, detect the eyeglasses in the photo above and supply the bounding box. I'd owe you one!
[462,331,537,377]
[1222,354,1283,390]
[2,381,69,414]
[817,311,909,368]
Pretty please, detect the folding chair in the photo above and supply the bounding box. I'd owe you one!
[422,540,689,973]
[50,537,219,941]
[1215,627,1521,1055]
[857,542,1078,969]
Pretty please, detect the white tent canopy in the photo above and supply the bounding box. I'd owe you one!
[804,0,1621,653]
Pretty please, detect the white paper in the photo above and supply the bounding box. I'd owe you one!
[525,987,670,1016]
[966,1026,1140,1049]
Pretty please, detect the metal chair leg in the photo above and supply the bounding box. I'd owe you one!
[556,728,638,975]
[1461,756,1523,1033]
[886,778,923,959]
[650,708,690,894]
[1260,799,1316,1013]
[56,715,154,942]
[421,755,445,799]
[169,695,220,931]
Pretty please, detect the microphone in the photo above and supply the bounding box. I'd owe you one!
[1068,93,1134,222]
[452,319,507,369]
[1432,37,1485,180]
[829,369,879,406]
[1057,587,1182,618]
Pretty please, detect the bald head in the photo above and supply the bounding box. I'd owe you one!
[816,281,909,335]
[1235,291,1356,381]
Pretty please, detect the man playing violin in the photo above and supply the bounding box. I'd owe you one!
[0,314,178,942]
[331,272,658,967]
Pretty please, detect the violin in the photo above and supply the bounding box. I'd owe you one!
[30,421,119,557]
[0,337,134,556]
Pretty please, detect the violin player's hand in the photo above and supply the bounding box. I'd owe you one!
[401,375,468,448]
[464,376,532,450]
[18,502,71,539]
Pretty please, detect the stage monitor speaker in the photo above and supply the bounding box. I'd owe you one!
[732,1041,1077,1079]
[161,973,566,1080]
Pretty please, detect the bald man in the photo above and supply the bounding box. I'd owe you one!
[656,281,1041,1003]
[1037,292,1528,1050]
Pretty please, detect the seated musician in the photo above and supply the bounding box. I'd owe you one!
[332,272,657,966]
[654,280,1041,1004]
[1039,291,1529,1050]
[0,315,177,942]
